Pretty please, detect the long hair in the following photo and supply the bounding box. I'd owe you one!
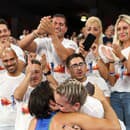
[113,14,130,45]
[85,16,103,44]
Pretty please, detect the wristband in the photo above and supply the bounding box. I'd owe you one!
[44,70,51,76]
[120,57,127,63]
[109,61,115,64]
[109,72,115,76]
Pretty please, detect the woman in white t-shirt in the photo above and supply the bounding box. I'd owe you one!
[107,14,130,130]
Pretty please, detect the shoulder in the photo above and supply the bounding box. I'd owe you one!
[28,118,37,130]
[121,46,130,59]
[62,38,78,50]
[11,44,23,51]
[86,96,102,105]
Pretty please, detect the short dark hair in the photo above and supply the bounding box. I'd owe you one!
[31,59,41,66]
[66,53,85,68]
[0,18,9,28]
[28,81,54,119]
[53,13,67,26]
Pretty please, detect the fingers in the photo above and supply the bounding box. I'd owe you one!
[93,84,105,101]
[37,16,52,35]
[79,40,89,57]
[49,100,59,111]
[39,16,53,33]
[62,124,82,130]
[40,53,47,69]
[25,63,32,75]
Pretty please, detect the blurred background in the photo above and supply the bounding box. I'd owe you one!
[0,0,130,37]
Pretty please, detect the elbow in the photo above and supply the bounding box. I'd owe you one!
[110,120,122,130]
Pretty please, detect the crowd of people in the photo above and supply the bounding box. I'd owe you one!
[0,13,130,130]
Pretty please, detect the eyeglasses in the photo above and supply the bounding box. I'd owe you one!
[70,62,86,69]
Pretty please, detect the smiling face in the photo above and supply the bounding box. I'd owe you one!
[84,17,102,45]
[0,24,10,43]
[2,49,18,74]
[117,20,130,43]
[85,22,101,40]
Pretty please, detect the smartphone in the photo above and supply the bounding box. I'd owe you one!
[86,82,95,96]
[83,33,96,51]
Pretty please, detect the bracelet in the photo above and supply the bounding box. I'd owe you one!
[109,61,115,64]
[109,72,115,76]
[44,70,51,76]
[120,57,127,63]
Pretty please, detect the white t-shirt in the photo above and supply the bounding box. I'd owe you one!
[34,37,78,83]
[15,86,34,130]
[80,96,104,118]
[80,96,126,130]
[85,51,101,77]
[84,48,110,97]
[111,47,130,92]
[82,77,110,97]
[0,72,25,128]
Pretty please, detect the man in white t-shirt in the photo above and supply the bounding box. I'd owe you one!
[19,14,78,83]
[0,19,25,73]
[0,48,25,130]
[14,59,43,130]
[14,57,58,130]
[65,53,110,100]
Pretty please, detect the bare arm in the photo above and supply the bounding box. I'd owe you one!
[41,54,58,89]
[44,71,58,89]
[97,59,109,81]
[112,44,127,68]
[18,60,25,72]
[14,65,31,101]
[72,86,120,130]
[40,16,76,62]
[108,62,117,86]
[51,35,75,62]
[127,53,130,73]
[28,118,37,130]
[51,86,120,130]
[18,18,46,52]
[18,32,37,52]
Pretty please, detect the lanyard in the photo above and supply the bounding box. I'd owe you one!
[88,61,93,73]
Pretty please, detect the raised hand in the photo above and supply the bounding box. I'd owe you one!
[112,43,122,58]
[39,16,55,36]
[93,84,106,102]
[79,39,89,57]
[101,46,115,62]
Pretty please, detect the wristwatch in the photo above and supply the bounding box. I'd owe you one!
[120,57,127,63]
[44,70,51,76]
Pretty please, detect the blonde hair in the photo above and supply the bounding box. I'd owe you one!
[113,14,130,45]
[85,16,103,44]
[56,78,87,106]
